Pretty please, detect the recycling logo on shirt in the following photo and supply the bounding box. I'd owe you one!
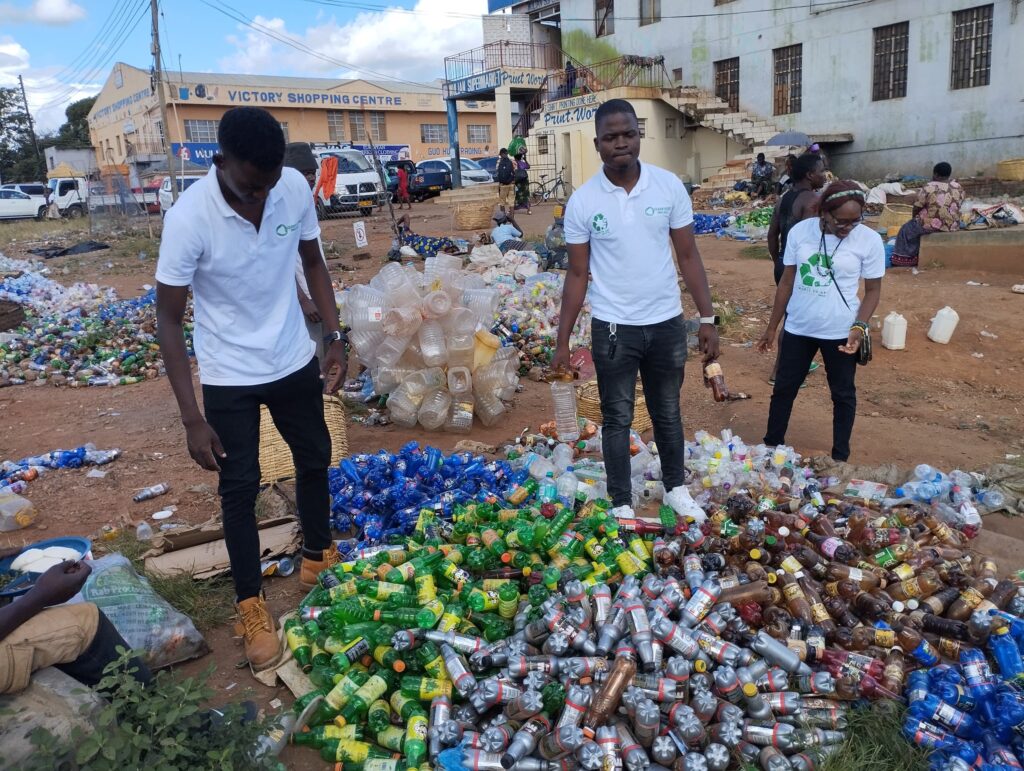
[591,213,609,234]
[799,252,833,288]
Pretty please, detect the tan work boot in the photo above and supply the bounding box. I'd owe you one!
[300,547,341,589]
[235,593,281,671]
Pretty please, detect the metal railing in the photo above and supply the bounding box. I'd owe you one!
[125,137,167,158]
[444,41,562,84]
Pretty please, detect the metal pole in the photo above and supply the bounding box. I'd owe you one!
[446,98,462,188]
[17,75,42,175]
[152,0,177,203]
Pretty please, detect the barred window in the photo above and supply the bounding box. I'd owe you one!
[640,0,660,26]
[773,44,802,115]
[326,111,346,142]
[595,0,614,37]
[183,119,218,143]
[872,22,909,101]
[951,5,993,90]
[467,125,491,144]
[421,124,447,144]
[368,111,387,142]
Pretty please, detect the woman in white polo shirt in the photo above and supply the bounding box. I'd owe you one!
[757,181,884,461]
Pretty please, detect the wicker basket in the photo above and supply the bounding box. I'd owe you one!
[879,203,913,232]
[453,199,497,230]
[576,380,654,435]
[996,159,1024,181]
[258,394,349,485]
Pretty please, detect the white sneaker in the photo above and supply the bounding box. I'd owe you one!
[611,505,636,519]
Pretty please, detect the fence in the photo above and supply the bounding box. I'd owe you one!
[445,41,561,85]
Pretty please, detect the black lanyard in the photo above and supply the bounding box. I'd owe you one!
[818,231,845,270]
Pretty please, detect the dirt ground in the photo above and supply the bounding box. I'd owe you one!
[1,200,1023,769]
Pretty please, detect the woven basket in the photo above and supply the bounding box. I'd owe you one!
[576,380,654,434]
[996,159,1024,181]
[258,394,349,485]
[879,203,913,232]
[453,199,497,230]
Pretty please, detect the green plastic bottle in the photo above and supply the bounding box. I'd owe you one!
[357,579,412,600]
[335,669,399,726]
[373,602,442,630]
[284,619,313,672]
[366,697,392,733]
[528,584,550,607]
[375,725,406,752]
[465,586,500,613]
[385,550,443,584]
[415,640,446,679]
[318,739,395,762]
[540,507,575,551]
[480,528,511,564]
[292,724,364,748]
[403,709,429,769]
[497,582,520,620]
[399,675,452,701]
[311,669,371,725]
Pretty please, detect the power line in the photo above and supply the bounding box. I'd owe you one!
[30,0,136,88]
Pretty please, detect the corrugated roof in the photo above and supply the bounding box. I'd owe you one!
[164,69,444,95]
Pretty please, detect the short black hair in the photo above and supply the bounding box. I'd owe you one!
[594,99,637,131]
[933,162,952,178]
[756,153,766,161]
[499,148,508,155]
[791,153,822,182]
[218,107,285,171]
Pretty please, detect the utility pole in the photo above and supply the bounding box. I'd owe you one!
[151,0,177,202]
[17,75,42,175]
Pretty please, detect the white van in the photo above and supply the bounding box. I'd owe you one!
[311,147,385,216]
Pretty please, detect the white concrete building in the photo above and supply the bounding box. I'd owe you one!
[549,0,1021,178]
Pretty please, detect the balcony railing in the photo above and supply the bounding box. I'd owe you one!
[444,41,562,84]
[125,137,167,158]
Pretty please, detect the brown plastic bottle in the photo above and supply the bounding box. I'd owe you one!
[718,579,774,607]
[761,605,794,640]
[913,613,968,640]
[987,579,1018,611]
[921,515,965,548]
[744,560,768,583]
[777,572,814,624]
[790,546,830,581]
[703,362,729,402]
[826,563,882,590]
[917,585,960,616]
[886,570,944,603]
[803,530,859,564]
[583,653,636,731]
[881,648,906,695]
[797,575,837,640]
[836,582,888,620]
[946,578,996,622]
[823,595,859,629]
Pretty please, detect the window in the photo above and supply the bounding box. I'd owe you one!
[672,67,682,82]
[420,124,447,144]
[349,112,366,142]
[467,124,491,144]
[872,22,909,101]
[326,111,346,141]
[664,117,677,138]
[368,111,387,142]
[350,111,386,142]
[714,0,737,5]
[595,0,614,37]
[155,120,164,142]
[183,119,219,143]
[640,0,660,26]
[279,122,290,142]
[714,57,740,112]
[537,135,550,155]
[951,4,993,90]
[637,118,647,138]
[116,135,122,157]
[773,44,803,115]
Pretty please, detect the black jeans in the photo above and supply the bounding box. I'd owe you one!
[764,331,858,461]
[203,357,333,601]
[58,609,152,691]
[592,315,688,507]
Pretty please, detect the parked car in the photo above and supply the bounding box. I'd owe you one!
[473,156,499,179]
[312,148,386,215]
[1,182,49,202]
[385,160,450,202]
[159,175,204,216]
[0,188,47,220]
[417,157,493,186]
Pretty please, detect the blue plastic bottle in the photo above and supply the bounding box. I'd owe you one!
[993,626,1024,679]
[982,733,1024,768]
[909,694,983,739]
[961,648,999,723]
[997,691,1024,738]
[907,670,932,705]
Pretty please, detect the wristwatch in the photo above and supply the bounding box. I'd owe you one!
[323,330,349,348]
[699,315,721,326]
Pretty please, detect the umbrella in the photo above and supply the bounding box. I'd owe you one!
[766,131,811,146]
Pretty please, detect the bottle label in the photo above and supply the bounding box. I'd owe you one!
[931,700,964,729]
[846,567,864,582]
[820,537,843,558]
[937,638,961,658]
[810,602,831,624]
[779,556,802,575]
[874,548,897,568]
[911,640,939,666]
[960,587,985,609]
[891,563,915,581]
[900,578,923,598]
[782,583,805,602]
[874,629,896,648]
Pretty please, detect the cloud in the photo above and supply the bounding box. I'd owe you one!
[0,35,101,132]
[0,0,87,25]
[218,0,487,85]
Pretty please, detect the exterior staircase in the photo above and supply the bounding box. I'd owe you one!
[673,87,797,189]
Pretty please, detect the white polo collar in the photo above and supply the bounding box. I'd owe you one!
[205,165,284,220]
[599,161,650,195]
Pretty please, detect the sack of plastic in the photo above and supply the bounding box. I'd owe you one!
[76,554,209,669]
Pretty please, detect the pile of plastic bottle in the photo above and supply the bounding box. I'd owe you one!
[693,213,733,236]
[496,273,591,373]
[342,258,519,430]
[0,255,116,316]
[735,207,775,230]
[0,288,194,388]
[283,430,1022,770]
[0,443,121,496]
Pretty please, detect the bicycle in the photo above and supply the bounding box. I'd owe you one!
[529,167,574,205]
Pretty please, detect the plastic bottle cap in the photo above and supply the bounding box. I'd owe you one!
[891,601,905,613]
[777,526,790,538]
[765,536,777,546]
[522,567,531,577]
[766,573,777,584]
[694,659,707,673]
[393,660,406,672]
[742,683,758,698]
[749,549,762,560]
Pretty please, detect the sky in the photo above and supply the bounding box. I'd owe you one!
[0,0,490,132]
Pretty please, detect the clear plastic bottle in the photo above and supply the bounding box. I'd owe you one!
[556,467,579,507]
[539,472,558,504]
[447,332,475,370]
[418,321,448,368]
[417,389,452,431]
[445,396,475,433]
[374,334,413,368]
[0,491,36,531]
[551,443,574,473]
[550,376,580,442]
[421,290,452,320]
[476,393,506,427]
[447,366,472,396]
[382,307,423,338]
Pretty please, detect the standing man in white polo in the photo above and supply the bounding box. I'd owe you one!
[156,107,347,670]
[553,99,720,518]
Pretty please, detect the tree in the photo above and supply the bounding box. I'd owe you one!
[0,86,44,183]
[54,96,96,148]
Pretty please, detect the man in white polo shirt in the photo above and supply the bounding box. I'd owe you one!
[156,107,347,670]
[553,99,720,518]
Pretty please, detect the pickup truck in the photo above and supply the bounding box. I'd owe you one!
[384,160,450,202]
[47,176,157,218]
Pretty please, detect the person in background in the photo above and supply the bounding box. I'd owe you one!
[565,59,577,97]
[757,181,883,462]
[766,153,827,383]
[156,107,347,671]
[490,211,525,252]
[395,213,459,259]
[776,154,797,195]
[494,148,516,216]
[395,163,412,210]
[514,149,532,214]
[749,153,775,198]
[553,98,720,520]
[283,142,327,359]
[891,162,964,268]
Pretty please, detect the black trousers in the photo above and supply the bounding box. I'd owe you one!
[59,610,152,691]
[764,331,858,462]
[592,315,688,508]
[202,357,332,601]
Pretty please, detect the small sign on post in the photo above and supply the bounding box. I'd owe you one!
[353,220,368,248]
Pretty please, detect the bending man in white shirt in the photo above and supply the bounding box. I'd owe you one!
[553,99,720,518]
